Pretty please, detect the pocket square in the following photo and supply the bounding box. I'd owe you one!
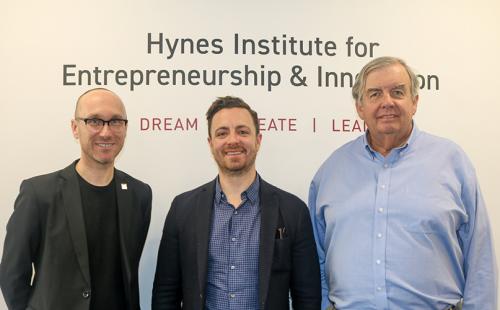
[275,227,287,239]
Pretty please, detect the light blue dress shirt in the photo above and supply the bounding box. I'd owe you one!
[309,125,497,309]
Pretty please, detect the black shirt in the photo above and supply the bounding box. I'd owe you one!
[78,174,126,310]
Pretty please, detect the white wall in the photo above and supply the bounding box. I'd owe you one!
[1,1,499,309]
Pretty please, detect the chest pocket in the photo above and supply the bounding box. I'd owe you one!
[272,212,291,271]
[272,237,291,271]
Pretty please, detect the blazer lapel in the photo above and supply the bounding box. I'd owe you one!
[195,180,216,297]
[114,170,135,309]
[258,180,279,309]
[115,170,133,284]
[60,162,91,286]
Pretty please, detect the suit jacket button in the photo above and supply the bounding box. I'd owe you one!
[82,290,91,298]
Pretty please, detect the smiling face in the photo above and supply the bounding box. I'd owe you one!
[208,107,262,177]
[356,63,418,148]
[71,89,127,169]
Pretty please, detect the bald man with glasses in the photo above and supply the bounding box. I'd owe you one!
[0,88,152,310]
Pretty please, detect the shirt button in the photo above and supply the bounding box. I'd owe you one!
[377,233,383,238]
[82,290,91,298]
[230,293,236,298]
[376,286,382,292]
[380,184,386,189]
[231,237,236,242]
[383,164,389,168]
[230,265,235,270]
[234,211,238,214]
[378,208,384,213]
[376,259,381,265]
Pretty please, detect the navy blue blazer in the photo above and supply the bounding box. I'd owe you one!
[152,178,321,310]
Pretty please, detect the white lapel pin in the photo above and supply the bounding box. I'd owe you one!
[121,183,128,190]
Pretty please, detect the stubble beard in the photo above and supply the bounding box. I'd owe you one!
[216,154,257,177]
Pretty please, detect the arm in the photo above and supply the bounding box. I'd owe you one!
[290,202,322,310]
[458,172,497,309]
[152,198,182,310]
[308,181,330,310]
[0,180,41,310]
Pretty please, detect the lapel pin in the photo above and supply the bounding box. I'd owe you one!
[121,183,128,190]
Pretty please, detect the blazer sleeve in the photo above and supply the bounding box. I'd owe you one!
[152,197,183,310]
[0,180,41,310]
[290,201,322,310]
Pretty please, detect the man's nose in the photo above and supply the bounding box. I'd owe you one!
[227,131,239,144]
[380,92,395,108]
[98,123,113,136]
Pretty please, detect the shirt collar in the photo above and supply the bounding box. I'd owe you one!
[362,121,420,159]
[214,174,260,205]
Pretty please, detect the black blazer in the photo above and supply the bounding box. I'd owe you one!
[0,161,152,310]
[152,178,321,310]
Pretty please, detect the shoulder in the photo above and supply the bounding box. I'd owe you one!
[21,163,74,192]
[415,130,473,166]
[115,168,152,193]
[260,179,306,210]
[12,165,74,217]
[24,170,60,186]
[114,169,153,213]
[165,180,215,223]
[173,180,215,204]
[415,131,479,189]
[312,135,363,184]
[415,130,461,150]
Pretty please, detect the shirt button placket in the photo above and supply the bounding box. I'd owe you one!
[228,208,238,308]
[374,160,390,308]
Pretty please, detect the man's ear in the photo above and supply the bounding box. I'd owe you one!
[412,95,419,115]
[71,119,79,139]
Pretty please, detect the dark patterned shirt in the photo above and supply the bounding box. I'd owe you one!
[205,176,261,310]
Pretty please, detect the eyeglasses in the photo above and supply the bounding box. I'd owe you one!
[76,117,128,132]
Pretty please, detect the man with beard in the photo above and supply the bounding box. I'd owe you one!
[152,96,321,310]
[309,57,497,309]
[0,88,152,310]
